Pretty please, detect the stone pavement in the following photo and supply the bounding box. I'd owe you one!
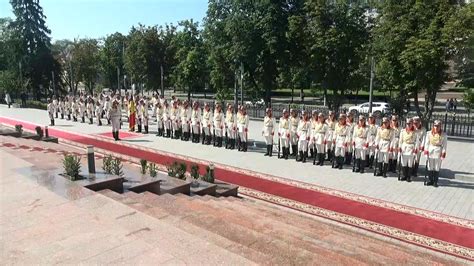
[1,105,473,220]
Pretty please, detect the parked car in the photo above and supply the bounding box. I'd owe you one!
[348,102,391,117]
[244,99,265,107]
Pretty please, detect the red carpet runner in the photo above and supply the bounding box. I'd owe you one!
[1,116,473,260]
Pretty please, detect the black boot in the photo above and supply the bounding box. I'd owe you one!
[284,147,289,159]
[137,124,142,133]
[89,118,93,124]
[113,131,118,141]
[264,145,270,156]
[280,147,286,159]
[107,119,111,125]
[319,153,325,166]
[297,151,303,162]
[369,155,374,169]
[98,119,102,126]
[50,119,54,126]
[433,171,439,187]
[231,139,236,150]
[145,126,148,134]
[207,135,212,145]
[388,159,393,172]
[68,114,71,120]
[338,156,344,170]
[61,114,64,119]
[310,148,314,159]
[360,160,365,173]
[392,159,398,173]
[243,142,248,152]
[412,163,419,177]
[375,163,383,176]
[401,166,408,181]
[292,145,297,156]
[116,131,120,141]
[303,152,307,163]
[427,171,434,186]
[407,167,412,182]
[313,152,317,165]
[81,117,84,123]
[327,149,332,162]
[269,145,273,157]
[355,159,360,172]
[383,163,388,178]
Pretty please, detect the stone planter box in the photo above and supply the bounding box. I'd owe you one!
[128,179,161,195]
[60,173,124,193]
[215,181,239,197]
[43,137,59,143]
[158,174,191,195]
[190,179,217,196]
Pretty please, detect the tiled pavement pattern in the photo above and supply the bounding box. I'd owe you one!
[1,105,473,220]
[0,145,465,264]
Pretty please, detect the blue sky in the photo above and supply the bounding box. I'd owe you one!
[0,0,208,40]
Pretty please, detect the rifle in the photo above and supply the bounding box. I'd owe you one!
[397,152,402,180]
[213,127,216,146]
[352,146,357,172]
[331,142,336,168]
[278,137,281,158]
[373,149,379,176]
[423,157,429,186]
[224,126,228,148]
[313,140,317,165]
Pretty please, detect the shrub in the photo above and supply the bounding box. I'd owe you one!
[35,126,44,138]
[149,163,157,177]
[25,100,47,110]
[140,159,148,174]
[167,161,187,180]
[15,124,23,135]
[62,154,81,181]
[202,163,215,183]
[190,164,200,180]
[111,157,124,177]
[102,155,113,174]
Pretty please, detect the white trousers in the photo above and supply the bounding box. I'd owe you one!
[401,154,414,167]
[354,148,367,159]
[427,158,442,171]
[264,135,273,145]
[298,139,308,152]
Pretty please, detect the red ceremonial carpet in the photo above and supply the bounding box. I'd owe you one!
[1,116,473,261]
[96,131,142,140]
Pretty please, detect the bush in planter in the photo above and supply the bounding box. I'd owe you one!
[149,163,157,177]
[35,126,44,138]
[190,164,200,180]
[202,163,215,184]
[102,155,113,174]
[167,161,187,180]
[62,154,81,181]
[140,159,148,174]
[15,124,23,136]
[111,157,124,177]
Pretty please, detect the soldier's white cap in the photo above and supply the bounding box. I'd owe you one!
[301,110,307,116]
[359,115,366,120]
[266,108,272,113]
[368,113,374,118]
[413,116,420,121]
[204,102,209,107]
[391,115,398,121]
[312,110,317,115]
[329,110,334,115]
[339,113,346,119]
[434,120,442,126]
[406,117,413,123]
[282,109,288,113]
[318,112,324,117]
[382,117,389,123]
[290,109,295,113]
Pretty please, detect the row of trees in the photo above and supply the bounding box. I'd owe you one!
[0,0,472,121]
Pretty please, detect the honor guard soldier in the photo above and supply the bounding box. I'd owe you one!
[390,115,401,172]
[191,101,201,143]
[201,103,212,145]
[333,113,350,169]
[138,99,149,134]
[109,99,121,141]
[413,116,426,177]
[278,109,290,159]
[163,101,171,137]
[79,98,86,123]
[86,98,94,124]
[152,93,159,121]
[366,114,378,169]
[170,100,179,139]
[225,104,236,149]
[353,115,369,173]
[345,113,355,165]
[424,120,447,187]
[52,97,59,118]
[374,117,393,177]
[59,97,65,119]
[66,96,72,120]
[312,112,328,166]
[296,111,311,162]
[213,103,225,147]
[290,109,299,156]
[103,96,111,124]
[237,106,249,152]
[180,100,192,141]
[98,94,105,118]
[156,102,164,136]
[398,118,417,182]
[309,111,318,159]
[127,96,136,131]
[47,98,55,126]
[262,108,276,157]
[325,111,336,162]
[71,97,77,122]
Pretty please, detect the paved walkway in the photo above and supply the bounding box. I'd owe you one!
[1,105,473,220]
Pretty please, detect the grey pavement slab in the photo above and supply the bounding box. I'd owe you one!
[1,105,473,220]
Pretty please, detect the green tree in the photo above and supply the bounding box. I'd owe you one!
[101,32,126,92]
[9,0,61,99]
[72,39,100,94]
[52,39,79,95]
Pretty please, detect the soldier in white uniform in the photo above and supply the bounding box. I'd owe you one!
[278,109,290,159]
[237,106,249,152]
[374,117,393,177]
[398,118,417,182]
[95,97,103,126]
[59,97,65,119]
[325,111,336,163]
[103,96,111,125]
[423,120,447,187]
[162,101,171,138]
[290,109,299,156]
[225,104,236,149]
[345,113,355,165]
[181,100,192,141]
[86,98,94,124]
[352,115,369,173]
[308,111,318,159]
[296,111,311,163]
[65,96,72,120]
[212,104,225,147]
[333,113,350,170]
[156,102,164,136]
[201,103,212,145]
[138,99,149,134]
[412,116,426,177]
[151,93,159,121]
[389,115,401,172]
[312,112,328,166]
[262,108,276,157]
[79,98,86,123]
[170,101,179,139]
[191,101,201,143]
[52,97,58,118]
[366,114,378,169]
[109,99,121,141]
[47,98,55,126]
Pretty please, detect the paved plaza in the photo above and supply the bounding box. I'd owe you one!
[1,105,473,220]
